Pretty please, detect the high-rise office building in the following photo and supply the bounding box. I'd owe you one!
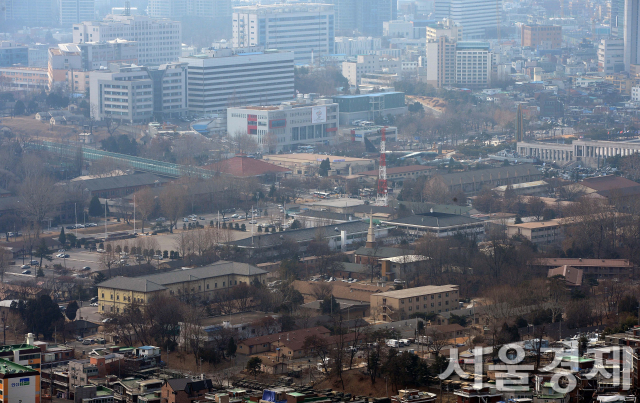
[232,4,334,64]
[0,41,28,67]
[180,49,294,115]
[434,0,500,40]
[60,0,95,26]
[322,0,396,36]
[611,0,625,37]
[148,0,187,19]
[188,0,232,20]
[520,25,562,49]
[73,15,181,65]
[4,0,54,26]
[625,0,640,71]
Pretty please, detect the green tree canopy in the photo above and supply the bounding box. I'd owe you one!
[66,301,79,321]
[246,357,262,379]
[88,196,102,217]
[58,227,66,246]
[34,239,53,267]
[19,295,64,340]
[318,158,330,177]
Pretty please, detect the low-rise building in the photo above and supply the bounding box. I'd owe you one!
[371,284,460,322]
[507,219,562,246]
[381,212,485,239]
[380,255,430,281]
[428,164,542,196]
[0,67,49,91]
[97,261,268,313]
[237,326,331,356]
[531,258,633,279]
[332,92,407,125]
[493,180,549,197]
[227,99,339,153]
[357,165,435,187]
[66,172,169,199]
[263,153,375,176]
[160,378,214,403]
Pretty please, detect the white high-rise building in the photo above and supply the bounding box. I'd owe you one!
[60,0,95,26]
[434,0,500,40]
[73,15,181,65]
[188,0,231,19]
[180,49,294,116]
[232,3,334,64]
[624,0,640,71]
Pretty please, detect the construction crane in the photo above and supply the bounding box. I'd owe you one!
[376,127,388,207]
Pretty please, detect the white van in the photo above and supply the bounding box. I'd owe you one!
[386,339,400,348]
[399,339,411,346]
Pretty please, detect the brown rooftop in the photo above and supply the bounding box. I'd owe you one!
[534,258,633,268]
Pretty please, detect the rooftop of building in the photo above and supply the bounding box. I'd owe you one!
[0,344,40,353]
[380,255,430,264]
[195,312,279,327]
[97,261,266,292]
[358,165,436,176]
[333,91,404,99]
[305,198,366,208]
[0,358,39,374]
[382,212,483,228]
[434,164,540,185]
[63,172,169,192]
[508,219,562,229]
[203,157,290,177]
[354,246,411,258]
[263,153,373,164]
[373,284,459,299]
[578,175,640,192]
[533,258,633,268]
[493,180,549,191]
[230,221,379,248]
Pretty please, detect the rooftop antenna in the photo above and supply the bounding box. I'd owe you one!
[124,0,131,16]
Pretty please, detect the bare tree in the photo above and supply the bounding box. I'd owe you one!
[159,184,187,233]
[135,187,157,234]
[0,247,11,283]
[17,174,61,236]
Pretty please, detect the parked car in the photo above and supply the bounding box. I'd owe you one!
[30,260,39,266]
[82,266,91,271]
[152,255,163,260]
[21,270,31,275]
[231,214,239,218]
[249,220,257,224]
[90,302,98,307]
[82,339,92,345]
[20,264,30,269]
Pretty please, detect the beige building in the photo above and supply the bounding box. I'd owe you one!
[371,284,459,322]
[97,261,267,313]
[506,219,562,246]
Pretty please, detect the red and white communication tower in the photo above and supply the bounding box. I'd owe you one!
[376,126,388,206]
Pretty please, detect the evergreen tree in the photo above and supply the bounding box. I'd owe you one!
[59,227,66,246]
[226,337,237,357]
[88,196,102,217]
[318,158,330,177]
[34,239,53,267]
[13,100,25,116]
[66,301,79,321]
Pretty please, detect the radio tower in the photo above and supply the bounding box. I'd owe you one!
[376,127,388,206]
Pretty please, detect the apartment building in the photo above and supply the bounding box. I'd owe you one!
[148,62,188,119]
[521,25,562,49]
[371,284,460,322]
[180,49,294,116]
[97,261,267,313]
[49,40,138,91]
[232,3,334,64]
[60,0,95,26]
[383,20,413,38]
[227,98,339,152]
[73,15,181,65]
[598,38,625,74]
[0,41,28,67]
